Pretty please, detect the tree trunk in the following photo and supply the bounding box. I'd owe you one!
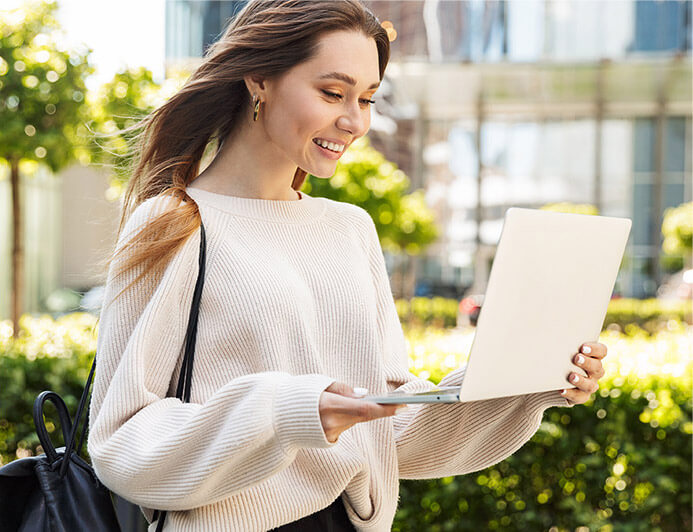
[10,160,23,338]
[397,254,406,300]
[404,254,418,300]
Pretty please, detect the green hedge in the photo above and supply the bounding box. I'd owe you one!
[394,376,691,531]
[1,314,690,531]
[0,314,96,464]
[395,297,459,328]
[603,298,691,334]
[394,324,692,531]
[395,296,692,332]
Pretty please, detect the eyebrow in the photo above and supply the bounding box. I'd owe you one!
[318,71,380,90]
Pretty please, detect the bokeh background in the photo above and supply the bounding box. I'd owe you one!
[1,1,691,531]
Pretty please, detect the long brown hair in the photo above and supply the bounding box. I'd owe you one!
[99,0,390,309]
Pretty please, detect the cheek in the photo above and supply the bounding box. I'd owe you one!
[267,96,325,145]
[295,100,331,134]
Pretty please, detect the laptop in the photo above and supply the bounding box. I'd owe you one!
[362,207,632,404]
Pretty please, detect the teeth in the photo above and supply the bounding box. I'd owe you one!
[314,138,344,153]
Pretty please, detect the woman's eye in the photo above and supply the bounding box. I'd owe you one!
[322,90,375,106]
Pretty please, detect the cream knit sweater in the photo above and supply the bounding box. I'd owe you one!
[87,186,571,532]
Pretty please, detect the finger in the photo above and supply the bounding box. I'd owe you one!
[560,387,587,406]
[560,388,575,405]
[572,352,605,379]
[354,400,400,422]
[579,342,608,359]
[325,381,362,399]
[566,371,599,395]
[324,394,397,420]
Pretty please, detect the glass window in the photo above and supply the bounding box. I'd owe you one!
[629,256,657,298]
[505,123,539,180]
[631,0,692,53]
[202,1,248,55]
[664,176,687,211]
[0,166,61,318]
[544,120,595,203]
[506,0,545,61]
[601,120,633,218]
[549,0,605,61]
[166,0,248,60]
[687,118,692,172]
[633,118,655,172]
[632,182,655,247]
[665,117,687,172]
[447,123,478,180]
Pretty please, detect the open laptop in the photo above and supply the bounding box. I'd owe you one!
[363,207,632,404]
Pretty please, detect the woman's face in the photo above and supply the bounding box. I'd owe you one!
[260,30,381,178]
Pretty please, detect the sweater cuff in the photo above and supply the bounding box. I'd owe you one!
[274,373,337,451]
[525,389,573,417]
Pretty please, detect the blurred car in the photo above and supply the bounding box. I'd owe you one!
[657,268,693,300]
[457,294,484,328]
[415,280,468,299]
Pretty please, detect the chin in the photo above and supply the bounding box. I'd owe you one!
[306,168,336,179]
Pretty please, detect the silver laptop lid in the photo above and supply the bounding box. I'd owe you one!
[457,207,631,402]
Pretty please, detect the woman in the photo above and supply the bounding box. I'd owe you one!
[88,1,607,530]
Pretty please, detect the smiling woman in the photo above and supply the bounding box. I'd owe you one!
[87,1,571,531]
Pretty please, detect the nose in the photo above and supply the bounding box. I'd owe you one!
[336,101,369,139]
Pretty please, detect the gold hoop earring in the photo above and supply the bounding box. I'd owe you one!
[253,95,261,121]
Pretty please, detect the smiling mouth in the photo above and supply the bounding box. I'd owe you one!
[312,138,345,153]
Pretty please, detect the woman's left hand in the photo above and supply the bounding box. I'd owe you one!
[561,342,607,406]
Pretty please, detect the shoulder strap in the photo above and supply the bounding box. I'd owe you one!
[176,220,207,402]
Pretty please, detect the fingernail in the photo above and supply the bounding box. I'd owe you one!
[561,389,567,395]
[576,354,584,365]
[571,374,579,384]
[395,405,410,414]
[581,345,592,354]
[353,387,368,397]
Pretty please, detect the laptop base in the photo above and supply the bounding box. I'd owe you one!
[362,386,461,404]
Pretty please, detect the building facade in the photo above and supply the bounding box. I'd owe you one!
[163,0,692,299]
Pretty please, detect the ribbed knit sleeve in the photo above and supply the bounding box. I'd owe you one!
[87,196,336,512]
[355,206,572,480]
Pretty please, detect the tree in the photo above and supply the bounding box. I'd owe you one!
[87,65,189,198]
[662,202,692,272]
[0,0,94,336]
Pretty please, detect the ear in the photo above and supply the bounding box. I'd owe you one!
[243,74,270,100]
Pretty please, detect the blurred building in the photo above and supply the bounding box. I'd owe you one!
[164,0,691,300]
[4,0,688,319]
[0,163,120,319]
[361,0,692,299]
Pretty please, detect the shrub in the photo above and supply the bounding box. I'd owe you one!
[395,323,692,531]
[395,297,459,328]
[604,298,691,334]
[0,313,96,464]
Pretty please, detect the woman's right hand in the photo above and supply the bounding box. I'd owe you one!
[318,382,405,443]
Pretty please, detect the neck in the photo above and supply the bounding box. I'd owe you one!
[193,120,300,201]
